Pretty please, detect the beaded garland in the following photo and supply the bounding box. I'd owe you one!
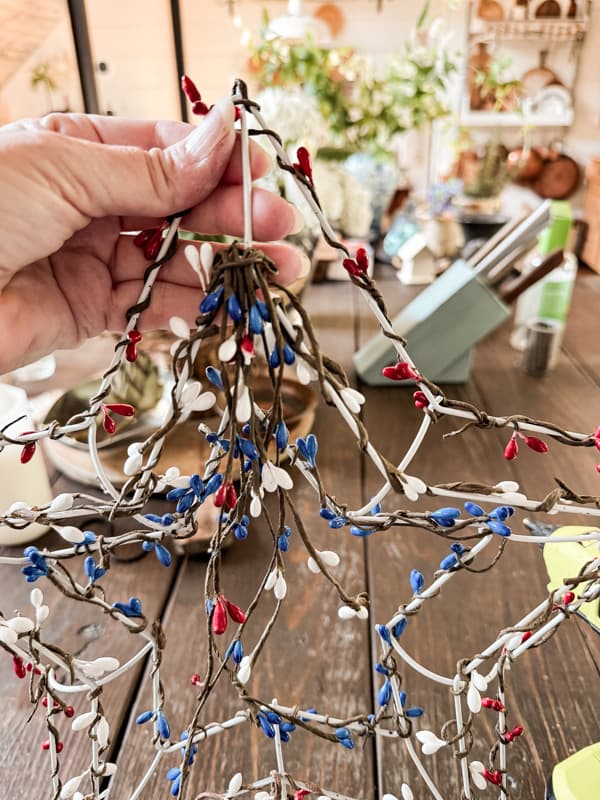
[0,78,599,800]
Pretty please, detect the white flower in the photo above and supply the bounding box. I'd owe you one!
[338,605,368,620]
[96,716,110,749]
[402,475,427,502]
[74,657,119,679]
[55,525,86,544]
[218,336,237,364]
[307,550,340,574]
[123,452,143,476]
[261,462,293,493]
[60,773,86,798]
[227,772,243,796]
[415,730,447,755]
[467,682,482,714]
[470,670,488,691]
[72,711,97,732]
[340,387,366,414]
[469,761,488,791]
[169,316,189,339]
[237,655,252,685]
[48,494,73,513]
[236,386,252,424]
[265,568,287,600]
[296,359,318,385]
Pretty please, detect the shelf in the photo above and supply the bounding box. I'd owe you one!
[469,18,587,42]
[460,109,574,127]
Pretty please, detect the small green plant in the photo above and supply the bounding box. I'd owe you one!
[247,3,458,158]
[474,54,521,112]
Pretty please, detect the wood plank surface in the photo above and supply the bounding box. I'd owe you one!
[109,282,377,799]
[0,479,178,795]
[359,268,600,799]
[1,266,599,800]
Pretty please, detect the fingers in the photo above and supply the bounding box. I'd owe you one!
[120,186,303,241]
[8,111,273,184]
[27,100,237,220]
[112,236,309,289]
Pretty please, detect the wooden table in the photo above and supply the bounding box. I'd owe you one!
[1,267,599,799]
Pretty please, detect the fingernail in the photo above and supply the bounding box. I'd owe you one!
[185,97,235,157]
[289,205,306,235]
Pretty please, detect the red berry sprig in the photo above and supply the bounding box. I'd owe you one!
[133,223,167,261]
[20,431,37,464]
[211,595,246,635]
[100,403,136,435]
[482,768,502,786]
[481,697,506,712]
[292,146,313,183]
[214,480,238,511]
[342,247,370,278]
[504,431,548,461]
[502,724,524,743]
[382,361,419,382]
[125,329,142,363]
[181,75,209,115]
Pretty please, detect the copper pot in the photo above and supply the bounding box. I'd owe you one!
[507,147,544,182]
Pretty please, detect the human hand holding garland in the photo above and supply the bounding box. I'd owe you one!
[0,99,307,373]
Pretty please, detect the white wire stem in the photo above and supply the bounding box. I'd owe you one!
[353,413,433,516]
[239,95,253,248]
[453,692,471,800]
[386,650,446,800]
[497,679,507,795]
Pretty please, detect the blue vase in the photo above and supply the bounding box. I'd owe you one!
[344,152,399,239]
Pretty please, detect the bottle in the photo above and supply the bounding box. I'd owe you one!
[510,200,576,352]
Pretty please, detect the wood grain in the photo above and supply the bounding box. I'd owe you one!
[108,282,376,799]
[358,269,600,798]
[0,478,178,795]
[1,267,599,799]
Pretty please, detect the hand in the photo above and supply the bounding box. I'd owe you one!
[0,100,307,372]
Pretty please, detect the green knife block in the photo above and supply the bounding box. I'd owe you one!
[353,260,510,385]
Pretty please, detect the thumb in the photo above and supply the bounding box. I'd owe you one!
[56,98,236,220]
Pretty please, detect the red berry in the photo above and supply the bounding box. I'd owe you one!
[295,147,313,182]
[224,481,238,511]
[102,415,117,435]
[190,673,203,687]
[234,106,241,121]
[181,75,201,103]
[342,258,362,277]
[143,229,163,261]
[382,362,418,382]
[355,247,369,272]
[125,341,138,362]
[214,484,226,508]
[128,329,143,344]
[563,590,575,605]
[133,228,155,248]
[521,630,532,643]
[224,599,246,624]
[65,706,74,718]
[413,390,429,409]
[504,435,519,461]
[524,435,548,454]
[192,100,209,115]
[212,596,228,635]
[103,403,136,417]
[13,656,26,679]
[20,431,37,464]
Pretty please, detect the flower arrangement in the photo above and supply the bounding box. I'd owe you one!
[246,4,458,158]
